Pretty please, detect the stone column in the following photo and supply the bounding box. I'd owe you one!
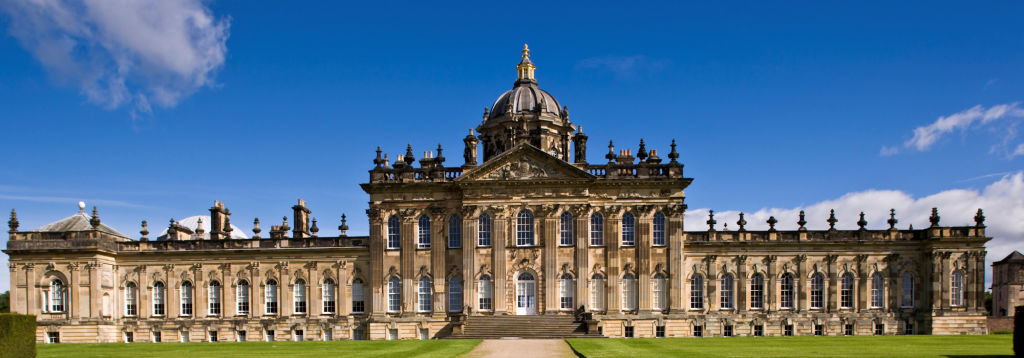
[574,206,589,311]
[337,261,349,316]
[542,206,558,314]
[492,207,508,313]
[856,255,868,311]
[430,208,447,317]
[401,213,416,314]
[736,256,746,313]
[69,263,80,319]
[461,207,477,314]
[974,251,986,311]
[706,256,718,312]
[825,255,837,313]
[795,255,807,312]
[606,206,622,312]
[310,263,321,317]
[637,209,652,313]
[139,266,149,319]
[167,265,178,318]
[667,205,685,313]
[88,263,100,319]
[765,256,776,311]
[367,208,385,315]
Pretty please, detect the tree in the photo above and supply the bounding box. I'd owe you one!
[0,291,8,313]
[984,291,992,315]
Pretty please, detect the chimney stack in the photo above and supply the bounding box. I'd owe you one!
[293,199,311,238]
[209,200,230,240]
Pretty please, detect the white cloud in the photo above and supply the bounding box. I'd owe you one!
[879,145,900,156]
[685,172,1024,287]
[1011,144,1024,159]
[575,55,669,80]
[1,0,230,118]
[901,103,1024,152]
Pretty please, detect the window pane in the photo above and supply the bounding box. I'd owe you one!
[478,214,492,247]
[653,212,666,246]
[590,213,603,246]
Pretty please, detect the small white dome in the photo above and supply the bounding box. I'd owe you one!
[157,215,249,240]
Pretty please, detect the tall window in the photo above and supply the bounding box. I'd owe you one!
[323,278,336,314]
[418,215,431,249]
[591,274,605,311]
[387,277,401,312]
[478,275,492,311]
[448,215,461,248]
[48,280,66,313]
[560,274,575,310]
[125,282,138,316]
[265,279,278,314]
[900,272,914,308]
[622,273,637,311]
[750,274,764,309]
[690,274,704,309]
[871,273,884,308]
[652,273,667,311]
[180,282,193,316]
[208,281,221,315]
[150,282,165,316]
[236,280,249,315]
[621,212,635,246]
[841,273,854,309]
[951,270,964,307]
[418,277,432,312]
[590,213,604,246]
[516,210,534,246]
[810,273,824,309]
[387,216,401,249]
[477,214,492,247]
[652,212,666,246]
[780,273,795,309]
[293,279,307,314]
[720,274,734,309]
[560,212,574,246]
[448,277,462,312]
[351,279,365,313]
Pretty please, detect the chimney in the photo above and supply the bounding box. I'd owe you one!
[292,199,311,238]
[209,201,230,240]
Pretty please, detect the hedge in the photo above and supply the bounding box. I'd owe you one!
[0,314,36,358]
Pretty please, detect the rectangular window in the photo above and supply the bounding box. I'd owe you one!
[419,328,429,340]
[724,325,733,337]
[125,332,134,343]
[294,330,304,341]
[266,330,275,342]
[559,213,574,246]
[904,323,914,335]
[388,329,398,340]
[845,324,854,336]
[448,216,461,248]
[901,273,914,308]
[387,217,401,249]
[590,214,603,246]
[180,331,189,343]
[478,215,491,247]
[693,326,703,337]
[814,324,823,336]
[784,325,793,336]
[352,281,365,313]
[47,332,59,344]
[324,329,333,341]
[652,213,666,246]
[621,214,635,246]
[153,331,161,343]
[874,324,884,336]
[209,331,218,342]
[753,325,763,337]
[237,330,246,342]
[624,326,634,338]
[656,326,665,338]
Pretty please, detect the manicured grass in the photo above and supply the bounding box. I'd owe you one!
[37,339,482,358]
[566,335,1013,358]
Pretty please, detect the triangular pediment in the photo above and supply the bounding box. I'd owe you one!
[457,143,594,182]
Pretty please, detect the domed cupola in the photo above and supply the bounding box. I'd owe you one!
[476,45,576,162]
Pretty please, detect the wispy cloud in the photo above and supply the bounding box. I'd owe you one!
[685,172,1024,287]
[575,55,669,80]
[884,103,1024,156]
[0,194,147,208]
[0,0,231,119]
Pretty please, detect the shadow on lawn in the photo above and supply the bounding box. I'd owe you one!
[945,356,1015,358]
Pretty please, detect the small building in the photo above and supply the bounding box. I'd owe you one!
[991,251,1024,317]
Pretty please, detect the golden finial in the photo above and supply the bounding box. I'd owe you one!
[522,44,530,58]
[516,44,536,82]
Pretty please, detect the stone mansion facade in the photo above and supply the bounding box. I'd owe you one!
[5,46,990,343]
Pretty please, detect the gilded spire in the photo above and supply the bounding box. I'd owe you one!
[516,44,536,83]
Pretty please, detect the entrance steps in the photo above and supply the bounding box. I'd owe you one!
[449,314,603,339]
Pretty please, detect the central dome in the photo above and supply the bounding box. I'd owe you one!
[487,84,562,121]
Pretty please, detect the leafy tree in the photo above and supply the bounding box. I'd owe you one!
[984,291,992,315]
[0,291,8,313]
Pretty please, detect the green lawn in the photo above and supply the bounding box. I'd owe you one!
[37,339,482,358]
[566,335,1014,358]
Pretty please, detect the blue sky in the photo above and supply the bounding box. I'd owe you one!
[1,1,1023,291]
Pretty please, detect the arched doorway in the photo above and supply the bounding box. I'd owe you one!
[516,272,537,315]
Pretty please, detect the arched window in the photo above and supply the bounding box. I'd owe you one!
[236,280,249,315]
[591,274,605,311]
[560,274,575,310]
[900,272,914,308]
[871,273,884,308]
[841,273,854,309]
[951,270,964,307]
[690,274,704,309]
[590,213,604,246]
[49,280,66,313]
[653,212,666,246]
[448,215,461,248]
[323,278,336,314]
[810,273,824,309]
[652,273,667,311]
[351,279,365,313]
[208,281,221,315]
[560,212,574,246]
[780,273,795,309]
[125,282,138,316]
[265,279,278,314]
[621,212,635,246]
[750,274,764,310]
[418,215,431,249]
[516,210,534,246]
[293,279,307,314]
[477,214,492,247]
[622,273,637,311]
[720,274,734,309]
[387,216,401,249]
[150,281,164,316]
[180,282,193,316]
[387,277,401,312]
[478,275,492,311]
[418,276,432,312]
[448,277,462,312]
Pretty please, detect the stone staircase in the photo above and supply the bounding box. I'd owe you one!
[450,314,603,339]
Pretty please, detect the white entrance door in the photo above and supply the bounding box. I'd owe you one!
[516,273,537,315]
